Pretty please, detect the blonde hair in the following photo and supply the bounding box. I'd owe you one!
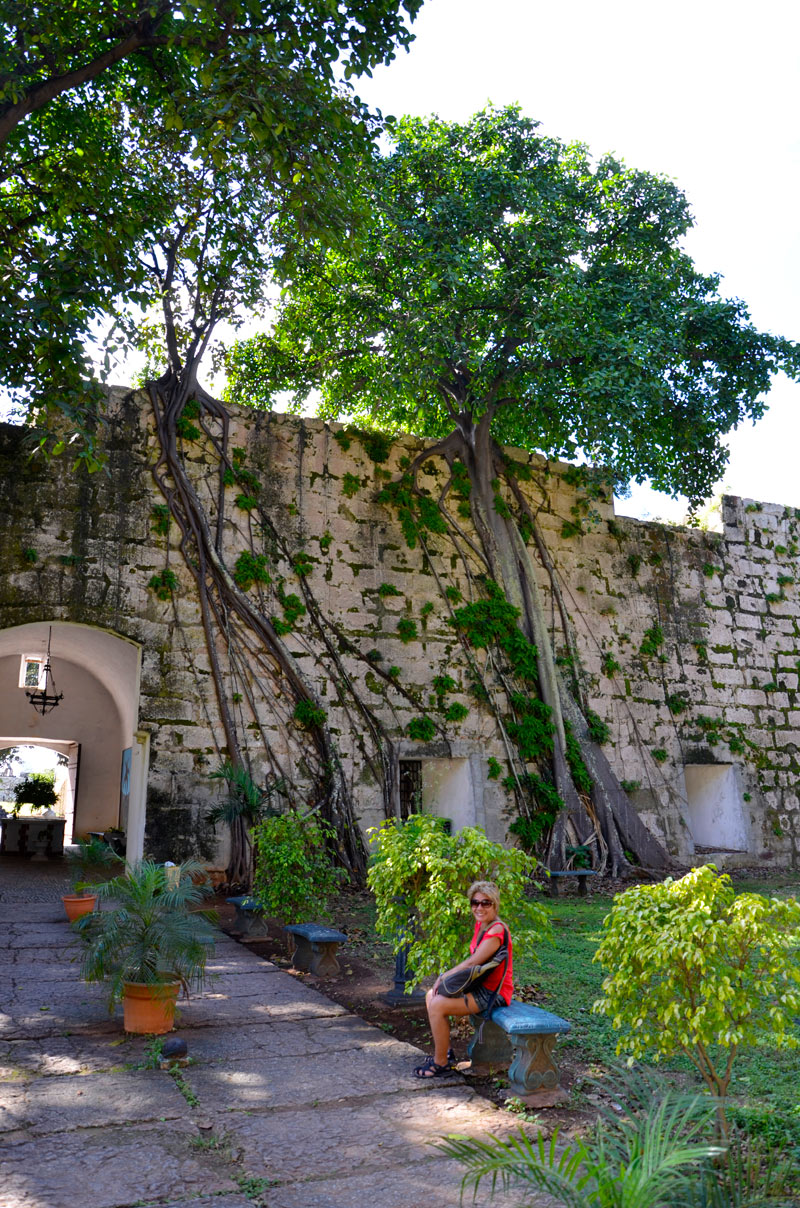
[467,880,500,910]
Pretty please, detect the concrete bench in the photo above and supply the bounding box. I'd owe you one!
[546,868,598,897]
[284,923,347,976]
[226,896,270,938]
[468,1000,571,1103]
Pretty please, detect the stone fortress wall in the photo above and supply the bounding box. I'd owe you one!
[1,391,799,867]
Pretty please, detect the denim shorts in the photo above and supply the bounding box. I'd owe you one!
[469,984,509,1014]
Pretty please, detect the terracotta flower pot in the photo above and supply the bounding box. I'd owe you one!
[122,981,180,1034]
[62,893,98,922]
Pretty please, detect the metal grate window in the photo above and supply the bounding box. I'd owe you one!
[399,760,422,819]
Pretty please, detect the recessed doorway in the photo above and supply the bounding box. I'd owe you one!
[684,764,748,851]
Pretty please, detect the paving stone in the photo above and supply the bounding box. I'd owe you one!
[164,1015,397,1065]
[182,978,347,1027]
[160,1198,254,1208]
[264,1157,545,1208]
[0,1120,237,1208]
[200,971,294,998]
[0,927,70,949]
[204,952,279,976]
[181,1041,458,1113]
[226,1086,516,1182]
[0,1068,191,1135]
[0,957,84,983]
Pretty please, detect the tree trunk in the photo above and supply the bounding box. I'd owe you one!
[440,412,669,872]
[146,380,368,883]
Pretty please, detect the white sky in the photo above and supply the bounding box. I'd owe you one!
[353,0,800,522]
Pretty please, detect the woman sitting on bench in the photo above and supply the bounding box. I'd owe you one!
[413,880,513,1078]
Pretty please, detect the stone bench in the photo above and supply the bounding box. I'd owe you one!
[468,1000,571,1104]
[226,896,270,938]
[546,868,598,897]
[284,923,347,976]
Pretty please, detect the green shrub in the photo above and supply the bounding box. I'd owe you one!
[233,551,271,591]
[586,709,610,744]
[397,617,418,643]
[292,700,326,729]
[341,472,361,498]
[593,865,800,1120]
[367,814,549,986]
[151,504,170,535]
[252,811,342,924]
[640,624,664,657]
[148,568,177,600]
[406,716,436,741]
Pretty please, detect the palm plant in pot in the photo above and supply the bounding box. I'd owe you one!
[62,836,119,921]
[75,859,217,1033]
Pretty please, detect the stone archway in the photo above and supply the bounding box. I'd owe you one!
[0,622,148,859]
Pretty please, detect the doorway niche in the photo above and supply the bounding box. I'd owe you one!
[684,763,749,851]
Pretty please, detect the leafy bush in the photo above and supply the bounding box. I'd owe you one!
[252,810,342,924]
[367,814,550,986]
[593,865,800,1122]
[12,772,58,815]
[586,709,610,744]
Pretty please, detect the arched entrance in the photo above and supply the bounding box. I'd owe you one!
[0,622,148,859]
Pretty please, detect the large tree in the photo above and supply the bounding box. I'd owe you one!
[226,106,800,872]
[2,1,424,885]
[1,0,422,459]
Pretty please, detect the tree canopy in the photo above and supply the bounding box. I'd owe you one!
[227,106,799,506]
[1,0,422,456]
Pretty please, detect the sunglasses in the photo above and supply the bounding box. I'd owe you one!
[470,899,494,909]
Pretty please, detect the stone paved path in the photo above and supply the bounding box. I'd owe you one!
[0,898,548,1208]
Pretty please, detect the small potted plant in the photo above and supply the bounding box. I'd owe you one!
[75,859,216,1034]
[62,836,119,921]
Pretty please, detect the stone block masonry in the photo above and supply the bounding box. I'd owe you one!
[2,392,799,867]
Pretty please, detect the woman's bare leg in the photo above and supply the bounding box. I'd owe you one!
[425,990,478,1065]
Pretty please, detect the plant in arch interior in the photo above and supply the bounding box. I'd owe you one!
[228,104,800,875]
[593,864,800,1136]
[11,772,58,816]
[76,860,217,1034]
[366,813,550,988]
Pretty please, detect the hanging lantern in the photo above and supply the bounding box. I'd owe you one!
[26,627,63,715]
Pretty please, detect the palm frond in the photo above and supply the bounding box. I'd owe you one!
[437,1129,591,1208]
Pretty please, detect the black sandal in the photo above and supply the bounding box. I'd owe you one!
[413,1054,456,1079]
